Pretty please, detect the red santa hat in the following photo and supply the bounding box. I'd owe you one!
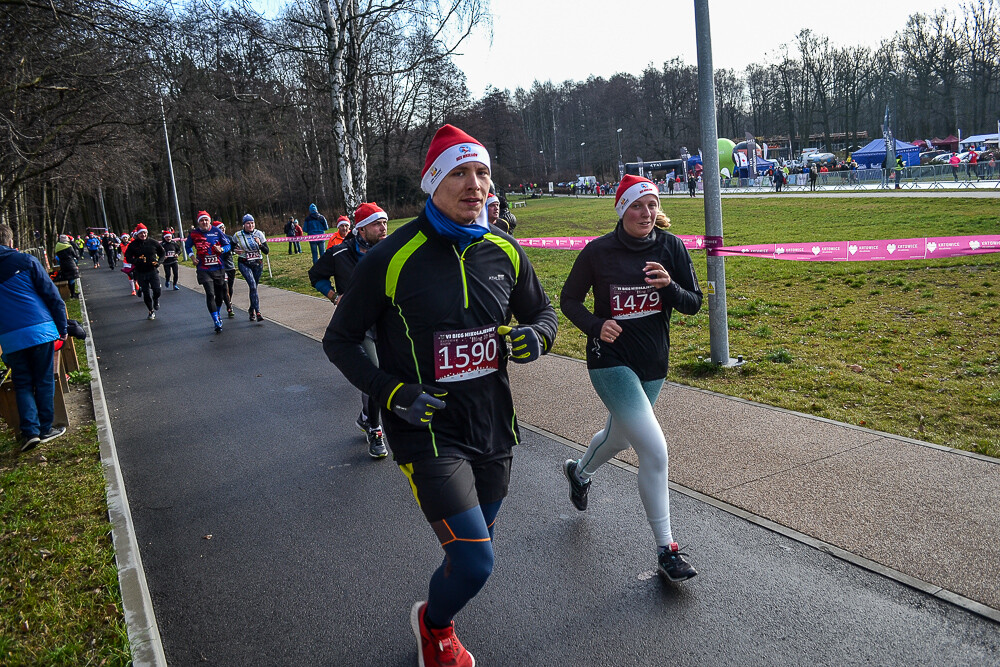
[134,223,148,232]
[486,193,499,207]
[420,124,491,197]
[336,215,351,229]
[196,211,211,224]
[353,203,388,230]
[614,175,660,218]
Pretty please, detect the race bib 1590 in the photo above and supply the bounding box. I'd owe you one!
[434,325,499,382]
[610,284,662,319]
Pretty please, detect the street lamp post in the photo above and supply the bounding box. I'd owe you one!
[616,128,624,180]
[580,142,586,174]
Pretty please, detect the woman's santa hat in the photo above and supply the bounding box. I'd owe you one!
[614,175,660,218]
[354,203,388,230]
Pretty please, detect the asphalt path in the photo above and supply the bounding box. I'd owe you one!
[82,266,1000,666]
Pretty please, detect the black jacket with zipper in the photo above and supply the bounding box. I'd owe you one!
[323,210,558,464]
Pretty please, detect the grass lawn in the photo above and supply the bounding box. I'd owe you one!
[252,195,999,458]
[0,297,131,665]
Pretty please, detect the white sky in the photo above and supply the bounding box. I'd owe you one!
[452,0,956,97]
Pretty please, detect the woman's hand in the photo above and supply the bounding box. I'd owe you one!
[600,319,623,343]
[644,261,672,288]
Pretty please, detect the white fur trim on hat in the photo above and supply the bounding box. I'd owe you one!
[615,180,660,218]
[420,143,491,197]
[355,209,388,229]
[486,193,499,207]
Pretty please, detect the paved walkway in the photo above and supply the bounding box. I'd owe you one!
[79,264,1000,664]
[169,263,1000,619]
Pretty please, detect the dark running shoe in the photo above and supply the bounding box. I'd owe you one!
[563,459,590,511]
[255,311,263,322]
[227,308,235,318]
[355,411,370,433]
[214,323,223,334]
[367,427,388,459]
[249,311,256,321]
[21,435,41,452]
[657,543,698,582]
[39,426,67,444]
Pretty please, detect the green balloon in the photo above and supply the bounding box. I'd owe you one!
[718,138,736,173]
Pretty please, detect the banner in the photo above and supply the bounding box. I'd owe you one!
[516,234,1000,261]
[267,233,335,243]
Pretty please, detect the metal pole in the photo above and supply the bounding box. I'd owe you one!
[694,0,736,366]
[161,99,188,258]
[97,185,110,230]
[265,254,273,280]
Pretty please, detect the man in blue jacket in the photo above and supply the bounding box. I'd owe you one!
[302,203,329,264]
[0,224,68,452]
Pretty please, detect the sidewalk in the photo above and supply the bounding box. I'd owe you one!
[175,263,1000,620]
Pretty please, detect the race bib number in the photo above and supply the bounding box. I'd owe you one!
[165,250,177,258]
[610,284,662,319]
[244,250,261,261]
[434,325,500,382]
[200,254,220,267]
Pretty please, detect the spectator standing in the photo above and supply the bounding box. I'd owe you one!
[950,153,961,181]
[53,234,80,298]
[303,203,329,263]
[968,150,979,181]
[774,168,784,193]
[988,155,996,180]
[687,171,697,197]
[284,217,300,255]
[808,164,818,191]
[0,223,68,451]
[894,155,904,189]
[325,216,352,249]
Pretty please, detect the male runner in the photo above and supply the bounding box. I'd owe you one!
[324,124,557,667]
[309,202,389,458]
[161,231,182,289]
[124,224,165,320]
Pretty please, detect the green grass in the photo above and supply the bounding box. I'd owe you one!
[0,298,131,665]
[256,196,1000,458]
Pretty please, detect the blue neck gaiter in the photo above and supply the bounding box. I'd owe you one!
[424,197,488,252]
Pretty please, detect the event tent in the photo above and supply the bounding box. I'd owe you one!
[850,139,920,169]
[958,133,999,149]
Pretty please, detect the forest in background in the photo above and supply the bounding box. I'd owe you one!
[2,0,998,249]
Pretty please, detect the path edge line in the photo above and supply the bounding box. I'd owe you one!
[79,287,167,666]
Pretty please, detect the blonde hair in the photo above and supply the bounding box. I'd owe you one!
[654,211,671,229]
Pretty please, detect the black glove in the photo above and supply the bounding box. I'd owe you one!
[498,325,541,363]
[390,384,447,426]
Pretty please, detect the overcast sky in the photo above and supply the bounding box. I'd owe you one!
[451,0,955,97]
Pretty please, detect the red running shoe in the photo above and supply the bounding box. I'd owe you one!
[410,601,475,667]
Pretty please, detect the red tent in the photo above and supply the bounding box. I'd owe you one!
[932,135,960,152]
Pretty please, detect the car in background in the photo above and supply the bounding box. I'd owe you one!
[919,150,946,164]
[931,152,955,164]
[804,152,838,167]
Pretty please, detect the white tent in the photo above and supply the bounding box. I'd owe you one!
[958,133,999,148]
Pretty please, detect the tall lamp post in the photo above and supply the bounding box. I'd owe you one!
[616,128,624,180]
[579,142,586,173]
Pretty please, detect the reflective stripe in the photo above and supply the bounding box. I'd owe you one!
[483,233,520,281]
[399,463,421,508]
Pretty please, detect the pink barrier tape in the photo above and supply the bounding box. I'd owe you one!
[268,233,335,243]
[517,234,1000,261]
[709,235,1000,261]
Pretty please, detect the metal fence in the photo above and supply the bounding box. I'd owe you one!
[715,163,1000,192]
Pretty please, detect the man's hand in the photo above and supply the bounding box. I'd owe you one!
[390,384,447,426]
[327,290,337,303]
[498,325,541,363]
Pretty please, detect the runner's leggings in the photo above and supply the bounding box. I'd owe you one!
[577,366,673,548]
[361,335,380,428]
[197,270,226,314]
[163,261,178,285]
[135,270,161,312]
[237,260,263,313]
[425,500,502,627]
[223,269,236,308]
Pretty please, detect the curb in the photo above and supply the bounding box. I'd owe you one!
[521,421,1000,625]
[78,287,167,666]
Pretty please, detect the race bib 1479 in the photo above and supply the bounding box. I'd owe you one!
[610,284,662,319]
[434,325,500,382]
